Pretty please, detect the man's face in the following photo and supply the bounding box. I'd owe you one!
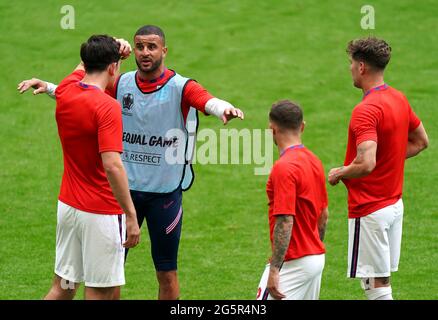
[134,34,167,74]
[350,58,362,88]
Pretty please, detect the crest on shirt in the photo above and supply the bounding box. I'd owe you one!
[122,93,134,110]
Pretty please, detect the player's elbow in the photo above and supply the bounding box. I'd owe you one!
[101,152,124,176]
[103,162,123,177]
[362,159,376,176]
[409,124,429,154]
[318,208,329,227]
[419,135,429,151]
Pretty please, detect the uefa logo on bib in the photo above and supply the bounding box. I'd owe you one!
[122,93,134,116]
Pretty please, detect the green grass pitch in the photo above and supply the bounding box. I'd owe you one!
[0,0,437,299]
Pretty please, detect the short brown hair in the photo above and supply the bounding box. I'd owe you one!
[347,37,391,71]
[80,35,121,73]
[269,100,303,131]
[135,25,165,45]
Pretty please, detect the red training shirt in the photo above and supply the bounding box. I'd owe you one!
[266,145,327,261]
[342,85,421,218]
[55,70,124,215]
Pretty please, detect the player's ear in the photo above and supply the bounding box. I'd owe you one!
[359,61,366,75]
[162,46,168,58]
[107,63,114,76]
[108,61,119,76]
[301,121,306,133]
[269,121,274,130]
[269,122,277,136]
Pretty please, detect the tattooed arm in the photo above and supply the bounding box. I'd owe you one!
[267,215,294,300]
[328,140,377,185]
[271,215,294,269]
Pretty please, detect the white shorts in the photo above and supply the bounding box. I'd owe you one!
[348,198,404,278]
[55,201,126,287]
[256,254,325,300]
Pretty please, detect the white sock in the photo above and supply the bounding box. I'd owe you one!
[365,286,393,300]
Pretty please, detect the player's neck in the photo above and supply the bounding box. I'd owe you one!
[277,136,302,154]
[137,65,166,81]
[81,73,108,91]
[361,76,385,94]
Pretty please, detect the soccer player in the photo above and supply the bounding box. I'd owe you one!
[32,35,140,300]
[18,25,244,300]
[328,37,429,300]
[256,100,328,300]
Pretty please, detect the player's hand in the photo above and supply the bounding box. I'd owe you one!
[17,78,47,95]
[115,38,132,60]
[328,167,343,186]
[267,267,285,300]
[221,107,244,125]
[123,214,140,248]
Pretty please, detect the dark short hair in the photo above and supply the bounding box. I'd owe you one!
[346,37,391,71]
[269,100,303,131]
[80,35,120,73]
[134,25,165,45]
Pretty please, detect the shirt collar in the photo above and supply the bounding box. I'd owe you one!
[137,68,167,84]
[280,144,304,157]
[363,83,389,99]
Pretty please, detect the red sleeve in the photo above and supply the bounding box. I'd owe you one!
[408,103,421,132]
[350,104,381,146]
[271,163,297,216]
[55,70,85,97]
[182,80,214,114]
[96,99,124,154]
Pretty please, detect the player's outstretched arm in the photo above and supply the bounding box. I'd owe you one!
[17,38,131,99]
[17,78,54,97]
[406,122,428,159]
[205,98,244,125]
[16,63,83,99]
